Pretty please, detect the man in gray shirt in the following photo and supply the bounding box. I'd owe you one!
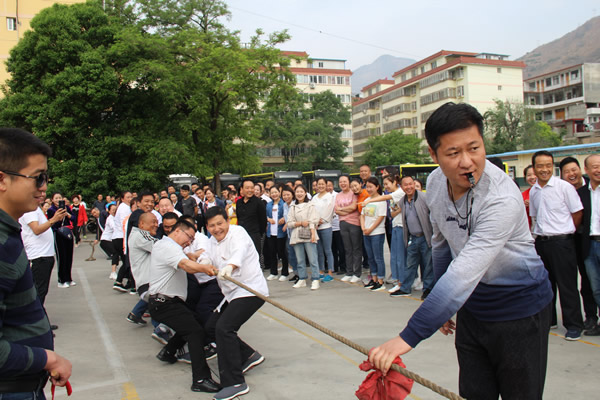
[148,218,220,393]
[369,102,553,400]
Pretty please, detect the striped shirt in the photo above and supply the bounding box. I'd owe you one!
[0,208,53,377]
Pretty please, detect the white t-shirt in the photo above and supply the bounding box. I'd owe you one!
[113,203,131,239]
[206,225,268,302]
[361,200,387,236]
[311,191,335,230]
[270,203,279,236]
[148,236,189,300]
[19,208,54,259]
[389,188,406,228]
[185,231,215,285]
[329,191,340,231]
[101,215,115,241]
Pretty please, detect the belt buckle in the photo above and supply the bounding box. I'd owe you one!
[156,295,165,303]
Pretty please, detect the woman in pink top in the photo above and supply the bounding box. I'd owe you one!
[335,175,363,283]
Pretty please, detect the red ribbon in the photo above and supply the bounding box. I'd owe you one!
[51,381,72,400]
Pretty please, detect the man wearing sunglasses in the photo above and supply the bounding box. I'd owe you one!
[147,218,221,393]
[0,128,72,397]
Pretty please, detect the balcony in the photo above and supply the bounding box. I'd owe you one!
[527,96,584,110]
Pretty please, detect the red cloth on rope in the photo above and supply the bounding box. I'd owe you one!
[355,358,413,400]
[51,381,72,400]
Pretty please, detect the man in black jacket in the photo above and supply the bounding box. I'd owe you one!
[576,154,600,336]
[236,179,266,255]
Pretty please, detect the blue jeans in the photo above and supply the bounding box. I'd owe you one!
[293,242,319,280]
[390,226,406,282]
[131,299,159,327]
[316,228,334,273]
[584,240,600,309]
[287,236,297,273]
[0,389,46,400]
[363,234,385,279]
[400,235,434,293]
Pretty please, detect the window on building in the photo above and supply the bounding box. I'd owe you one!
[420,66,425,74]
[336,76,345,85]
[529,82,536,90]
[497,67,502,73]
[6,17,16,31]
[307,63,313,68]
[401,73,407,82]
[341,129,352,139]
[553,76,559,85]
[571,70,579,79]
[498,85,502,91]
[457,86,465,97]
[431,61,437,69]
[318,62,324,68]
[545,78,552,87]
[411,70,417,78]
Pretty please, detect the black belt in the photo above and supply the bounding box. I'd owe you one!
[0,372,48,393]
[590,236,600,242]
[536,234,573,241]
[409,233,424,238]
[149,294,177,303]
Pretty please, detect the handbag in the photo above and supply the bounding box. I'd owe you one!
[292,206,311,240]
[57,226,73,240]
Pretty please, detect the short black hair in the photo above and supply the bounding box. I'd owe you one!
[173,218,196,233]
[139,191,154,200]
[400,175,414,184]
[0,128,52,172]
[162,211,178,221]
[204,206,228,222]
[532,150,553,166]
[425,102,484,152]
[559,156,580,172]
[241,178,255,188]
[487,157,504,171]
[181,184,190,191]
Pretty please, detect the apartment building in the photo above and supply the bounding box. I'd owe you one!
[0,0,84,85]
[352,50,525,158]
[258,51,353,166]
[523,63,600,142]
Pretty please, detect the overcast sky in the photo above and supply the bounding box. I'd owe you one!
[224,0,598,70]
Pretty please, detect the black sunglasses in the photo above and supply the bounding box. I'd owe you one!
[2,171,49,188]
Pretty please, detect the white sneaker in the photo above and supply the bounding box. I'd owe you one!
[292,279,306,288]
[278,275,287,282]
[68,281,77,286]
[109,271,117,280]
[341,275,352,282]
[311,280,320,290]
[412,277,423,291]
[388,284,401,293]
[266,274,278,281]
[57,282,70,288]
[350,276,362,283]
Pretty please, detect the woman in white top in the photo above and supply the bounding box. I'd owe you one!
[101,203,119,280]
[113,191,133,291]
[287,185,321,290]
[360,177,388,292]
[281,186,298,281]
[311,178,335,282]
[382,175,406,293]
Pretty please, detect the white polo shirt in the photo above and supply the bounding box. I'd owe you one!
[101,215,115,241]
[529,175,583,235]
[113,203,131,239]
[589,182,600,236]
[184,231,216,285]
[148,236,189,301]
[206,225,268,302]
[19,208,55,260]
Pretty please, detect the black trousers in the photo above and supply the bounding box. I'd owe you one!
[149,297,212,382]
[185,276,225,327]
[331,230,346,273]
[30,256,54,305]
[456,304,551,400]
[385,218,392,250]
[535,237,584,330]
[113,238,133,288]
[265,236,288,276]
[205,296,264,387]
[100,240,116,262]
[248,232,261,256]
[575,234,599,322]
[54,234,73,284]
[72,225,81,244]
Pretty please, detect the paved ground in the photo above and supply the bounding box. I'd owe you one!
[44,242,599,400]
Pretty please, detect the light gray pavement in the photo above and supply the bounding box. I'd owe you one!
[44,242,599,400]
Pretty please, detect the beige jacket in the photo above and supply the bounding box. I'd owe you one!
[287,202,320,245]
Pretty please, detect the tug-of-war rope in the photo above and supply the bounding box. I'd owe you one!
[224,275,465,400]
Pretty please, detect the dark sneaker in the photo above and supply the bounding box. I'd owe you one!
[364,279,376,289]
[390,288,411,297]
[242,351,265,374]
[152,328,172,345]
[176,349,191,364]
[584,318,598,331]
[205,343,218,361]
[156,347,177,364]
[584,324,600,336]
[370,282,385,292]
[191,378,220,393]
[213,383,249,400]
[565,329,582,341]
[113,282,128,293]
[129,288,137,295]
[421,289,431,301]
[126,312,147,325]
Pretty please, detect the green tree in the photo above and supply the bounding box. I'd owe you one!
[521,121,561,150]
[483,99,530,154]
[262,90,350,171]
[361,131,430,168]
